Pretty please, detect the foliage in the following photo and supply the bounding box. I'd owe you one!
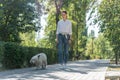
[20,31,37,47]
[0,41,5,63]
[98,0,120,63]
[0,0,37,42]
[2,42,25,69]
[38,0,92,60]
[86,33,114,59]
[1,42,59,69]
[24,47,58,67]
[94,34,114,59]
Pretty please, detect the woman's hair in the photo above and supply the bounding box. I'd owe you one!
[62,11,67,14]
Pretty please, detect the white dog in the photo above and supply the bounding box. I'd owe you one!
[30,53,47,69]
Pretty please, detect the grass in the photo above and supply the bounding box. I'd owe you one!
[105,63,120,80]
[107,66,120,71]
[107,60,120,71]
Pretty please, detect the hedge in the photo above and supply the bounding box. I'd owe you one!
[1,41,78,69]
[1,42,57,69]
[0,41,4,62]
[2,42,25,69]
[24,47,58,67]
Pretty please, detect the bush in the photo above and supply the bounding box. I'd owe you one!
[0,41,5,63]
[2,42,25,69]
[24,47,58,67]
[1,42,58,69]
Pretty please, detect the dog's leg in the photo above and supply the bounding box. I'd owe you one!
[42,61,47,69]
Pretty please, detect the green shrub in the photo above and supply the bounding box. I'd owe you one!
[2,42,25,69]
[1,42,59,69]
[1,42,58,69]
[0,41,5,63]
[24,47,58,67]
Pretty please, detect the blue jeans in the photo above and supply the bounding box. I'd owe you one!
[57,34,70,65]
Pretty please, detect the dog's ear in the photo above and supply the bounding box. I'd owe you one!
[38,55,40,59]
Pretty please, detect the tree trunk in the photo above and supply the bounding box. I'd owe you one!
[55,0,63,26]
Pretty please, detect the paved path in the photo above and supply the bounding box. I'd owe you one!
[0,60,109,80]
[105,64,120,80]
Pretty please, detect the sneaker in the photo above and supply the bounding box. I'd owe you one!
[63,64,67,69]
[59,64,64,70]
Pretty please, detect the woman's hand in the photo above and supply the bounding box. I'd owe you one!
[69,39,72,45]
[55,38,58,44]
[55,39,58,48]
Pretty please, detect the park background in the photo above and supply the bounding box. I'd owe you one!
[0,0,119,70]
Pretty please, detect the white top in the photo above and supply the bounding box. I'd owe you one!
[56,19,72,35]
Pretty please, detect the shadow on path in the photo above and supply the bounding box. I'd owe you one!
[0,60,109,80]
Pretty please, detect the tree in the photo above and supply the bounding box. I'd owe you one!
[94,33,114,59]
[68,0,91,57]
[86,30,95,59]
[55,0,63,25]
[20,31,37,47]
[0,0,37,42]
[98,0,120,64]
[38,0,92,60]
[86,33,114,59]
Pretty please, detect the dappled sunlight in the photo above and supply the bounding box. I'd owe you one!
[0,60,108,80]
